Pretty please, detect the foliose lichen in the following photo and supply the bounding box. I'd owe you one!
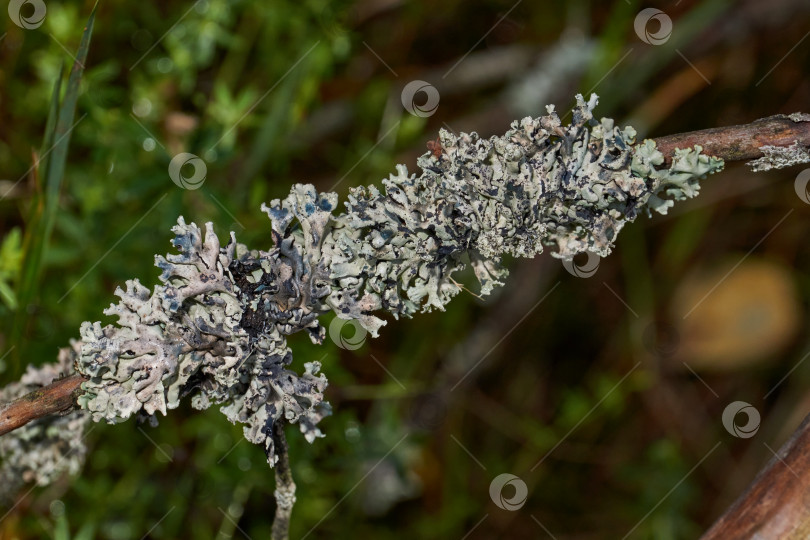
[77,219,330,464]
[2,93,724,484]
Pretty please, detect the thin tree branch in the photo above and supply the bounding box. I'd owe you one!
[271,422,296,540]
[0,373,84,436]
[701,412,810,539]
[651,113,810,163]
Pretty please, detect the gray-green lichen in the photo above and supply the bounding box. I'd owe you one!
[2,93,725,484]
[0,343,89,500]
[788,112,810,123]
[749,140,810,172]
[77,219,330,464]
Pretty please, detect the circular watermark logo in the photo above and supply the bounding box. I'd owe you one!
[401,80,440,118]
[49,499,65,518]
[634,8,673,45]
[168,152,206,190]
[489,473,528,511]
[722,401,760,439]
[408,392,448,430]
[561,251,600,278]
[328,317,367,350]
[8,0,46,29]
[794,168,810,204]
[642,322,680,358]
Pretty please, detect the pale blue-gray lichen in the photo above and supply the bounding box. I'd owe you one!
[76,219,330,464]
[5,94,724,478]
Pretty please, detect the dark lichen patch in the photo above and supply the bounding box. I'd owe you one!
[23,390,44,402]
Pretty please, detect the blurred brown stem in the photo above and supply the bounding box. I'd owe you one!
[702,412,810,539]
[0,374,84,436]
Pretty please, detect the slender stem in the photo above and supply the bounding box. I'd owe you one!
[651,113,810,163]
[0,373,84,436]
[271,421,296,540]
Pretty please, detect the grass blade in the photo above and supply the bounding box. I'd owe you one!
[10,6,97,373]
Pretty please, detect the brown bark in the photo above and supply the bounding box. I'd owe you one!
[702,412,810,539]
[651,113,810,163]
[0,374,85,436]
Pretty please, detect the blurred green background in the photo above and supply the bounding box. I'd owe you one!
[1,0,810,538]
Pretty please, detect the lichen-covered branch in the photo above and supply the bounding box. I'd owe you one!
[72,92,725,467]
[1,94,806,501]
[651,112,810,169]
